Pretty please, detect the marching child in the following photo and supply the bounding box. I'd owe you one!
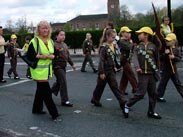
[91,29,127,117]
[157,33,183,102]
[123,27,162,119]
[51,30,76,107]
[7,34,20,79]
[118,26,138,95]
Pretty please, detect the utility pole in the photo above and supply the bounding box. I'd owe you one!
[167,0,171,22]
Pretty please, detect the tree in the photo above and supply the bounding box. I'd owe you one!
[64,23,72,32]
[172,5,183,26]
[119,5,132,27]
[5,20,14,33]
[16,16,28,34]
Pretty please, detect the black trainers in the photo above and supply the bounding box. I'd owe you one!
[61,101,73,107]
[91,99,102,107]
[147,112,162,119]
[81,70,87,72]
[14,76,20,79]
[157,97,166,102]
[26,75,32,79]
[93,68,98,73]
[123,104,129,118]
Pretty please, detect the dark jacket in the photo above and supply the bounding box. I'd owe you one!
[7,42,20,58]
[53,41,74,70]
[133,42,159,74]
[82,39,95,55]
[118,38,133,66]
[98,43,115,74]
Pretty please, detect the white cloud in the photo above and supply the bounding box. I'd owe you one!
[0,0,182,27]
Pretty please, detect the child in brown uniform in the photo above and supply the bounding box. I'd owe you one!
[123,27,162,119]
[91,29,127,117]
[7,34,20,79]
[52,30,76,107]
[118,26,138,95]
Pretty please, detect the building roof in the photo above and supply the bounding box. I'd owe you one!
[51,23,66,27]
[68,14,108,22]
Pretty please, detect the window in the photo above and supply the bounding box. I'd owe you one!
[82,24,86,31]
[95,23,99,30]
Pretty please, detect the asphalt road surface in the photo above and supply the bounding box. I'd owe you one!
[0,56,183,137]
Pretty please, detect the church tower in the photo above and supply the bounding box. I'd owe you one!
[107,0,120,22]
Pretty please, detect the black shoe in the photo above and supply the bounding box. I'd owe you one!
[7,72,11,78]
[52,114,61,121]
[14,76,20,79]
[26,75,32,79]
[157,97,166,102]
[0,79,7,83]
[61,101,73,107]
[124,92,128,95]
[123,104,129,118]
[93,68,98,73]
[91,99,102,107]
[81,70,87,72]
[147,112,162,119]
[32,111,46,115]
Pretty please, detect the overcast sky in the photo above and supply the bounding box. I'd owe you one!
[0,0,182,27]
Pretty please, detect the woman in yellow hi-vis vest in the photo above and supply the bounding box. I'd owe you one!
[26,21,59,120]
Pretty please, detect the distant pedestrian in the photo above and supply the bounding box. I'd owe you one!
[26,20,59,120]
[123,27,162,119]
[51,30,76,107]
[157,33,183,102]
[7,34,20,79]
[81,33,98,73]
[118,26,138,95]
[91,29,127,117]
[0,26,9,83]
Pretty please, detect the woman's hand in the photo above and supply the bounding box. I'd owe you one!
[72,65,77,70]
[36,54,55,59]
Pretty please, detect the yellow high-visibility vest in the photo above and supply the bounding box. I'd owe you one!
[30,37,54,80]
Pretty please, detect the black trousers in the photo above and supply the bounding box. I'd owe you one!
[52,68,69,103]
[92,71,126,106]
[32,82,58,117]
[0,53,5,80]
[127,74,157,113]
[81,54,95,71]
[157,70,183,98]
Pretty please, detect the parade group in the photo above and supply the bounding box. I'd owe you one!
[0,15,182,121]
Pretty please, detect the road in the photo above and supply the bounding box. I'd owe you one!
[0,56,183,137]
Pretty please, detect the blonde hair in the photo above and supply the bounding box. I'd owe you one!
[35,20,52,39]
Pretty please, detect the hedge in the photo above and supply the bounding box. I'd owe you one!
[3,26,183,49]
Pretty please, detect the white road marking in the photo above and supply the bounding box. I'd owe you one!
[1,63,82,88]
[3,128,27,137]
[29,126,61,137]
[0,79,31,89]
